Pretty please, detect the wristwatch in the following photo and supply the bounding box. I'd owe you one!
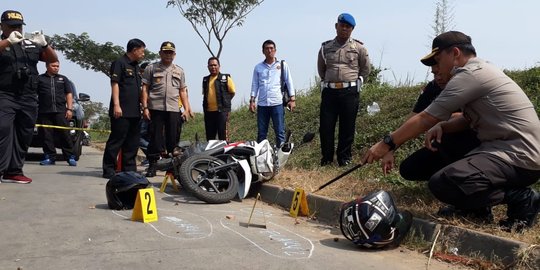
[383,134,396,150]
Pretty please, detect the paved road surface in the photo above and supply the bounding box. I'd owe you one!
[0,147,470,269]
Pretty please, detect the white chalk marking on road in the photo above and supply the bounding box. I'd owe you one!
[112,208,213,240]
[219,218,314,259]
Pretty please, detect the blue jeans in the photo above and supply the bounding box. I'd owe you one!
[257,105,285,146]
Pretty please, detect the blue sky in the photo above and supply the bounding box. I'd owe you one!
[4,1,540,111]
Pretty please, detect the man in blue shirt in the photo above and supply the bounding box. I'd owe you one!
[249,40,295,146]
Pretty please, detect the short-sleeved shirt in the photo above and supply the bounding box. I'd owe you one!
[317,38,371,82]
[0,39,43,96]
[142,62,185,112]
[425,58,540,170]
[109,54,141,118]
[37,73,73,113]
[412,80,443,113]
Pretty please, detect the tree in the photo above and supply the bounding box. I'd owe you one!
[167,0,264,58]
[50,33,158,77]
[430,0,455,39]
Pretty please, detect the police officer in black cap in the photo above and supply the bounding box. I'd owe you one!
[0,10,58,184]
[318,13,371,167]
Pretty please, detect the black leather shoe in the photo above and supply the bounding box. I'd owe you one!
[437,205,494,224]
[338,159,352,167]
[499,188,540,232]
[320,159,333,166]
[145,163,157,177]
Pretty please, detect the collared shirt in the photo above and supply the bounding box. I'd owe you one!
[109,54,141,118]
[142,62,186,112]
[317,38,371,83]
[425,57,540,170]
[37,73,73,113]
[250,58,294,107]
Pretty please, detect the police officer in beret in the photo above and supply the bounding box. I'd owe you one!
[317,13,371,166]
[0,10,58,184]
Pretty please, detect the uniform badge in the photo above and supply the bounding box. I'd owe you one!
[155,78,161,83]
[126,68,133,76]
[277,64,281,70]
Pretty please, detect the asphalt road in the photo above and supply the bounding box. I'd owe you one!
[0,147,470,270]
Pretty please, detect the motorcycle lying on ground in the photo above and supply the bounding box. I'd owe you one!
[155,132,314,204]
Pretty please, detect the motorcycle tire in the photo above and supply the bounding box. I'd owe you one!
[179,155,239,204]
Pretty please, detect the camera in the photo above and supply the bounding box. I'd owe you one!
[16,67,30,82]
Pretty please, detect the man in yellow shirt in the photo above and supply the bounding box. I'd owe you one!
[202,57,235,141]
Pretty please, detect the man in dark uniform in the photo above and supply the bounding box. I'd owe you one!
[102,38,146,179]
[37,61,77,166]
[317,13,371,166]
[0,10,58,184]
[202,56,236,141]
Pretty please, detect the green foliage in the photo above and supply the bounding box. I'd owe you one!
[505,67,540,113]
[166,0,264,57]
[50,33,158,77]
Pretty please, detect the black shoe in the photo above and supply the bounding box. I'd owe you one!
[338,159,352,167]
[146,163,157,177]
[437,205,494,223]
[320,159,333,166]
[499,188,540,232]
[102,172,115,179]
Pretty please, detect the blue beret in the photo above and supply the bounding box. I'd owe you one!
[337,13,355,27]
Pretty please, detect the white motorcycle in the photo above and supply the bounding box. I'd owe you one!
[173,132,312,204]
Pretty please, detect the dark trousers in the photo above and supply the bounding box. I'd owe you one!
[38,112,74,159]
[257,105,285,146]
[204,111,229,141]
[0,94,37,175]
[428,153,540,210]
[319,86,359,164]
[147,110,179,160]
[400,129,480,181]
[102,117,140,176]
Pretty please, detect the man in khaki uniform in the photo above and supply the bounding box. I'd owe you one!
[317,13,371,167]
[362,31,540,232]
[141,41,192,177]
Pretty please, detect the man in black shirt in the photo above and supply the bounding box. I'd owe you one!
[37,61,77,166]
[102,39,146,179]
[0,10,58,184]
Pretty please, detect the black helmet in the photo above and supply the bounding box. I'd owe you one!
[106,171,151,210]
[339,190,412,249]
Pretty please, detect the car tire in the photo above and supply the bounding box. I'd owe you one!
[73,132,83,161]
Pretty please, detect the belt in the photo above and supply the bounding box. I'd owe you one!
[323,81,357,89]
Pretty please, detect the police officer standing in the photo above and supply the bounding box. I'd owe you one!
[0,10,58,184]
[141,41,192,177]
[202,56,235,141]
[102,38,146,179]
[317,13,371,166]
[37,61,77,167]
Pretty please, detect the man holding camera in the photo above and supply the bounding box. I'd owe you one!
[0,10,58,184]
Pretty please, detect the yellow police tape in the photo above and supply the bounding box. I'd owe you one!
[35,124,111,133]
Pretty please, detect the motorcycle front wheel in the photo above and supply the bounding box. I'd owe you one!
[179,155,239,204]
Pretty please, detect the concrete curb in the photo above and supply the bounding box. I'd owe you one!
[258,183,540,267]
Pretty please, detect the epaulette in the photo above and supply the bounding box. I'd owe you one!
[321,40,333,46]
[353,38,364,45]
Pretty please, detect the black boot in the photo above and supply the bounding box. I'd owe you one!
[146,160,157,177]
[437,205,494,224]
[499,188,540,232]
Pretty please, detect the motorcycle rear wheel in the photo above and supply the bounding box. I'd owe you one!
[179,155,239,204]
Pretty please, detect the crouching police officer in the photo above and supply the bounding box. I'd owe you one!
[0,10,58,184]
[317,13,371,167]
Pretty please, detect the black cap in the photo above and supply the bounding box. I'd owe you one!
[421,31,472,66]
[1,10,25,26]
[160,41,175,52]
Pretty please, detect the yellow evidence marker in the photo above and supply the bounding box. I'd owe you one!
[160,172,179,193]
[131,188,158,223]
[289,188,310,218]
